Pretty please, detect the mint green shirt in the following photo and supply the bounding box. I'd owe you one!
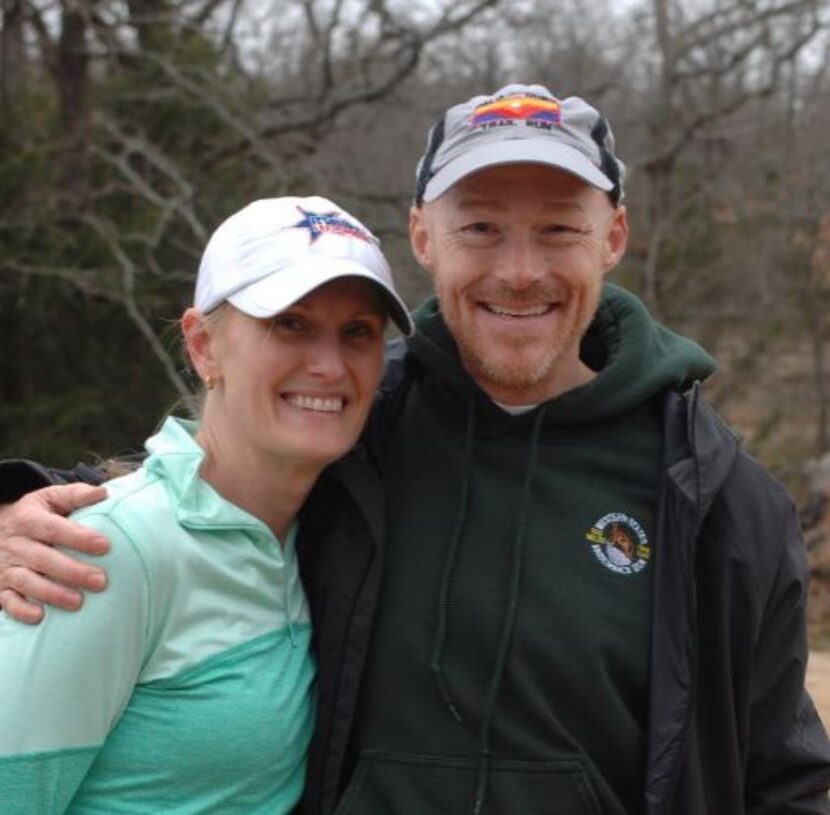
[0,417,316,814]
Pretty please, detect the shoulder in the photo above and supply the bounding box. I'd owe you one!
[717,444,800,585]
[682,394,803,599]
[70,467,179,586]
[686,394,796,531]
[73,467,165,535]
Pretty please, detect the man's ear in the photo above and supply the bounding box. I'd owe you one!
[409,205,434,274]
[181,308,221,385]
[603,204,629,275]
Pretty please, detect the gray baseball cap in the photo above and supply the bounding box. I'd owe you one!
[414,83,625,205]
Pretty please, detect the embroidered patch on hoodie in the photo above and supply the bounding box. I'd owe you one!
[586,513,651,575]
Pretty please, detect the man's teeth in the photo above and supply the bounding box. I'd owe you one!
[485,303,551,317]
[285,394,344,413]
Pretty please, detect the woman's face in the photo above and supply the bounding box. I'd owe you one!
[198,277,387,471]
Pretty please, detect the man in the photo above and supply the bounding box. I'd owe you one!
[2,84,829,814]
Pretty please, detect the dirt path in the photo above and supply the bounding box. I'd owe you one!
[807,651,830,728]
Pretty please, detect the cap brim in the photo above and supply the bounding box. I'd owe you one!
[227,258,414,336]
[423,139,613,202]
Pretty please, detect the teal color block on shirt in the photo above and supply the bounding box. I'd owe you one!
[0,418,316,814]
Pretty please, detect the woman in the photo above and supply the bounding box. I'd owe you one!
[0,196,412,814]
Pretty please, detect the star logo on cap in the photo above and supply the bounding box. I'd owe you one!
[292,207,372,244]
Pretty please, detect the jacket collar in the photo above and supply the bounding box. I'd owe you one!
[664,385,740,522]
[144,417,268,534]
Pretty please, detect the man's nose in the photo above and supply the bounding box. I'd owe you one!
[498,238,543,289]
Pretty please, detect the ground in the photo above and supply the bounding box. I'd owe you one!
[807,651,830,729]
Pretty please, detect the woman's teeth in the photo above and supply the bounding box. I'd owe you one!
[284,394,344,413]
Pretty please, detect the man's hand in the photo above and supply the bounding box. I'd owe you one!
[0,484,110,624]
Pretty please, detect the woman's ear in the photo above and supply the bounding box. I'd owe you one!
[181,308,220,386]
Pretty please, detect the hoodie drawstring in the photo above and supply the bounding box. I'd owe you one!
[428,395,547,814]
[430,397,477,723]
[472,405,546,815]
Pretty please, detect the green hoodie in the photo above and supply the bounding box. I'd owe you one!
[337,284,715,815]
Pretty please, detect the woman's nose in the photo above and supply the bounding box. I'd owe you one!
[307,335,348,380]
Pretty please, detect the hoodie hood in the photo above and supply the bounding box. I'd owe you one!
[408,282,716,424]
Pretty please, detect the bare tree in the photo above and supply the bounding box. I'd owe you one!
[2,0,499,395]
[631,0,826,315]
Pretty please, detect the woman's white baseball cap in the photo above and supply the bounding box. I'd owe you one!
[195,196,413,335]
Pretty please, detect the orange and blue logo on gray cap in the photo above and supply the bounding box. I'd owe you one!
[292,206,373,244]
[471,93,562,130]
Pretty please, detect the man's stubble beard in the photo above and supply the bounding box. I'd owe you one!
[437,278,603,399]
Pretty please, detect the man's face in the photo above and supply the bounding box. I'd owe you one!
[410,164,628,405]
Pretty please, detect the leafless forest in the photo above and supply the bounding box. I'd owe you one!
[2,0,830,634]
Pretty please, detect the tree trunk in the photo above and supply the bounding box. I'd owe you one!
[1,0,26,110]
[55,0,92,206]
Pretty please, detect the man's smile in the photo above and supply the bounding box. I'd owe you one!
[481,302,555,318]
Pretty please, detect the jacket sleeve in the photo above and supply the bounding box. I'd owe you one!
[0,459,108,503]
[746,499,830,814]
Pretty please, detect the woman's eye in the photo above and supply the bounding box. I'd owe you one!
[344,321,380,340]
[272,315,306,333]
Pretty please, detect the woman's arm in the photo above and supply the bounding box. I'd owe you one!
[0,511,150,813]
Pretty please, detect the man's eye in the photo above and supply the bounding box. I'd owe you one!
[543,223,583,235]
[461,222,497,236]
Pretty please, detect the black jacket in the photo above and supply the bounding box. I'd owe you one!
[305,362,830,814]
[2,381,829,814]
[647,386,830,813]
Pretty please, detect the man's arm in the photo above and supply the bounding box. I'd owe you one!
[0,459,111,624]
[746,499,830,813]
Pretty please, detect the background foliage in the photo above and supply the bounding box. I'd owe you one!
[1,0,829,492]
